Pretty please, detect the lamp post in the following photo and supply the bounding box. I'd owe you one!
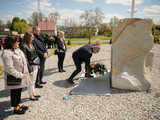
[131,0,135,18]
[37,0,41,26]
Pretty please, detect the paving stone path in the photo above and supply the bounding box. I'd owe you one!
[0,45,160,120]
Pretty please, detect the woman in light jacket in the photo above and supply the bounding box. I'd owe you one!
[1,36,30,114]
[21,32,40,101]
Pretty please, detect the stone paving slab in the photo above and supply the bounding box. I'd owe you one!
[70,73,111,95]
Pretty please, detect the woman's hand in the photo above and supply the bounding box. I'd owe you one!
[21,74,25,79]
[30,72,33,76]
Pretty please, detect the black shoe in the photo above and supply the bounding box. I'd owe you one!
[21,105,28,111]
[67,79,75,84]
[13,108,25,114]
[35,84,43,88]
[34,95,41,98]
[61,70,66,72]
[40,81,47,84]
[29,97,39,101]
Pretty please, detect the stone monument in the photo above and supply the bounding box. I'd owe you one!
[111,18,154,91]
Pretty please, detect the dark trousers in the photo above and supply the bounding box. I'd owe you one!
[10,88,22,107]
[69,54,82,81]
[36,58,46,85]
[57,52,65,71]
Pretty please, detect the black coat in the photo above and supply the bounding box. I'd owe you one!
[73,44,93,69]
[33,34,48,58]
[54,36,67,52]
[20,45,40,73]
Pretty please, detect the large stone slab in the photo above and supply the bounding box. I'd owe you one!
[111,18,154,91]
[70,72,110,95]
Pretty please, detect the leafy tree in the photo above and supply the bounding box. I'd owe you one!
[99,23,112,36]
[21,19,27,24]
[155,25,160,31]
[10,17,29,34]
[82,29,90,38]
[12,17,21,23]
[10,17,20,30]
[19,22,29,34]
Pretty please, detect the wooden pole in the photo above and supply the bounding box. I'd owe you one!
[131,0,135,18]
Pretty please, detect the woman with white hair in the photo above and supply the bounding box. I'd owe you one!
[54,31,67,72]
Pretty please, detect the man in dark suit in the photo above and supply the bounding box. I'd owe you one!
[33,27,48,88]
[67,42,100,84]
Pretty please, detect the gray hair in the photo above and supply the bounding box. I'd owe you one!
[32,26,40,32]
[59,31,64,35]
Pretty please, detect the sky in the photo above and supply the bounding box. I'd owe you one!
[0,0,160,25]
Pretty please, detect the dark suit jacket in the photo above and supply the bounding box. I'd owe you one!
[54,36,67,52]
[73,44,93,69]
[33,34,48,58]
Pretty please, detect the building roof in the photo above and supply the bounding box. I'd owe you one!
[38,21,56,31]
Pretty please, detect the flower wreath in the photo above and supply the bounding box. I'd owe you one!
[85,63,107,77]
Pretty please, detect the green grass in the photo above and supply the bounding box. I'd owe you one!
[66,35,112,41]
[92,35,112,40]
[70,41,110,46]
[0,65,3,79]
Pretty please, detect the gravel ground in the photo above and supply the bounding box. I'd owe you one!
[0,44,160,120]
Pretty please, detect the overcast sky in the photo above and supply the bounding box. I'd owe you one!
[0,0,160,25]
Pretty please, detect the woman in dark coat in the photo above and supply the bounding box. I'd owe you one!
[21,32,40,101]
[54,31,67,72]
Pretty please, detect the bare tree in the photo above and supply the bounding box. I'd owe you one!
[65,18,75,38]
[80,8,104,43]
[48,12,60,22]
[28,12,45,26]
[94,8,105,27]
[6,20,12,29]
[0,20,3,26]
[109,16,119,29]
[0,20,4,31]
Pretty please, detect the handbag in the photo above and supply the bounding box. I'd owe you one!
[7,74,22,86]
[33,57,40,65]
[54,49,58,55]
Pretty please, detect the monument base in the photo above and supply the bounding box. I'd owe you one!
[70,72,111,95]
